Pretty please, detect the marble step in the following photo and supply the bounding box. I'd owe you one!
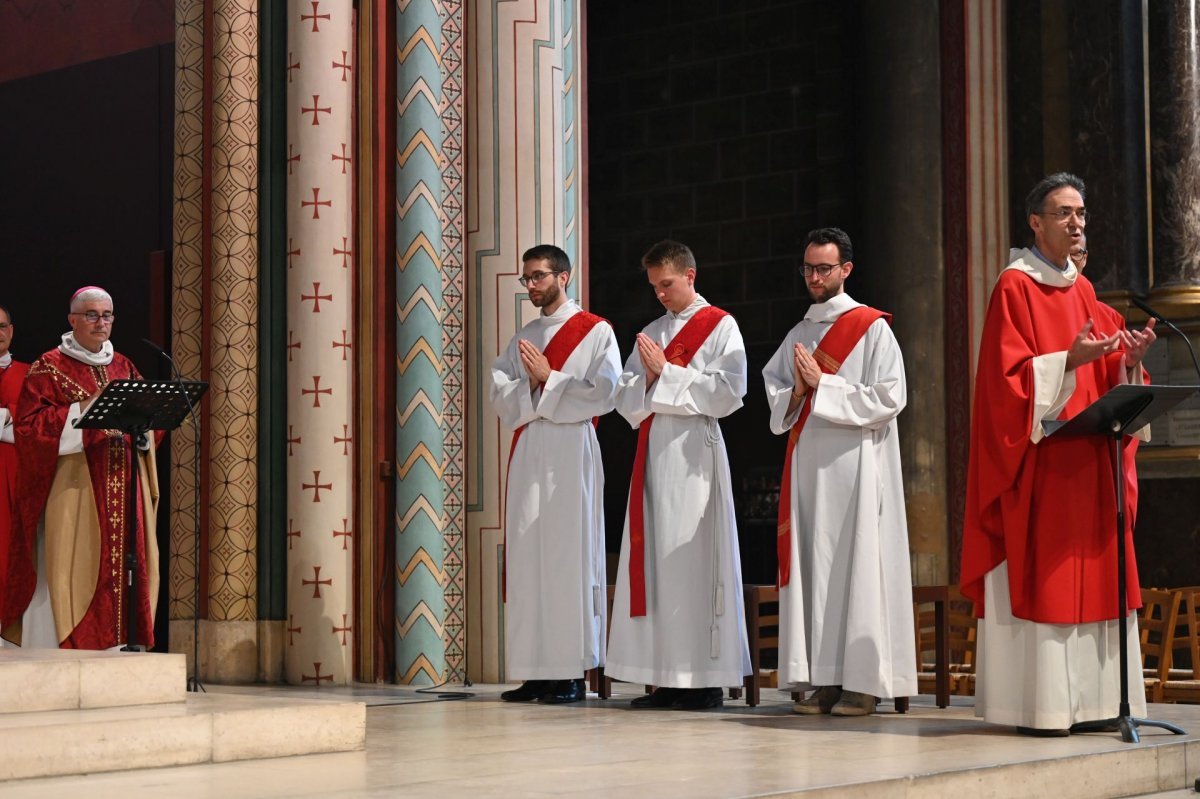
[0,648,186,713]
[0,691,366,781]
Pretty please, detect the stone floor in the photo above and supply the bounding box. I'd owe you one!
[2,683,1198,798]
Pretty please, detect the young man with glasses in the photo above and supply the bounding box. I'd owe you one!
[0,304,29,640]
[961,173,1158,736]
[606,239,751,711]
[1,287,161,651]
[490,245,621,704]
[763,227,916,716]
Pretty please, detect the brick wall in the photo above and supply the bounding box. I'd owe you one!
[587,0,859,581]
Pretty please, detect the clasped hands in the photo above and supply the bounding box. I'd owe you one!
[1065,317,1157,374]
[636,333,667,386]
[518,339,552,390]
[791,342,821,398]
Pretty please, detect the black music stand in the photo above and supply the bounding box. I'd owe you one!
[75,379,208,653]
[1043,382,1197,742]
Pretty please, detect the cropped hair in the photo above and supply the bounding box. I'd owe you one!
[803,227,854,263]
[641,239,696,274]
[1024,172,1086,219]
[521,244,572,274]
[69,287,114,312]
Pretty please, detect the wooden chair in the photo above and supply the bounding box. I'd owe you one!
[1137,587,1182,703]
[586,585,617,699]
[1159,588,1200,704]
[913,585,976,703]
[738,585,781,707]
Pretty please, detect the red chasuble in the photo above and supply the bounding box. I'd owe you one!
[2,349,157,648]
[503,310,607,601]
[0,359,30,589]
[776,306,890,588]
[960,268,1141,624]
[627,305,729,617]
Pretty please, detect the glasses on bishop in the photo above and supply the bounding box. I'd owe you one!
[800,262,845,277]
[73,311,116,323]
[518,270,560,287]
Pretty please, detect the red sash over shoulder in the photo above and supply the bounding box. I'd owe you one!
[503,310,607,601]
[777,306,890,587]
[0,360,30,594]
[627,305,729,617]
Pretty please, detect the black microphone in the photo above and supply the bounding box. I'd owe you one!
[142,337,185,383]
[1130,297,1200,385]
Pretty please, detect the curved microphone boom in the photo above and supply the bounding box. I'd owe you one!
[1130,298,1200,385]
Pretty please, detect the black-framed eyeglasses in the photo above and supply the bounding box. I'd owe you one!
[518,270,561,287]
[70,311,116,323]
[800,262,845,277]
[1039,208,1087,222]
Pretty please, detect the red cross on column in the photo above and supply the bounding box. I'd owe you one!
[287,425,302,455]
[301,281,333,312]
[287,237,301,268]
[332,50,352,81]
[301,662,334,685]
[332,614,352,645]
[334,424,352,455]
[301,469,333,501]
[287,144,301,175]
[301,187,332,218]
[300,1,330,33]
[333,517,352,549]
[333,234,352,265]
[302,565,333,597]
[332,143,352,174]
[287,330,302,362]
[286,614,302,645]
[332,329,352,360]
[300,376,333,407]
[287,518,302,549]
[287,52,300,82]
[300,94,332,125]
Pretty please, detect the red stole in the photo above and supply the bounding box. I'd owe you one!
[503,309,607,601]
[627,305,729,617]
[776,306,890,587]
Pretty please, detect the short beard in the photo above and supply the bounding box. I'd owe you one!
[531,282,560,308]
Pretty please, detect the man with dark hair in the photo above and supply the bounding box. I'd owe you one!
[961,173,1158,735]
[0,304,29,626]
[606,239,751,711]
[763,227,915,716]
[490,244,621,704]
[3,287,160,649]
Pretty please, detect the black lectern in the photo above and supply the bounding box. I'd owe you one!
[75,379,208,652]
[1043,382,1197,742]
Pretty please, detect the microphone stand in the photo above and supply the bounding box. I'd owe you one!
[1131,297,1200,382]
[144,339,205,693]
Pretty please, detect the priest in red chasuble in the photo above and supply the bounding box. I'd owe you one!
[0,304,30,614]
[1,287,159,649]
[961,173,1158,736]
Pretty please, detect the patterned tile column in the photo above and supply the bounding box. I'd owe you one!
[286,0,355,686]
[392,0,453,686]
[464,0,585,682]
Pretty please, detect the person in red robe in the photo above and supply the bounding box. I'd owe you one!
[0,304,30,613]
[1,287,159,649]
[961,173,1157,735]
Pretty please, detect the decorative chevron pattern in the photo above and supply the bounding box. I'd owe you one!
[286,0,355,686]
[394,0,457,686]
[464,0,585,682]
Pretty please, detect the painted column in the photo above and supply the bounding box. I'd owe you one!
[170,0,263,682]
[465,0,585,682]
[285,0,355,686]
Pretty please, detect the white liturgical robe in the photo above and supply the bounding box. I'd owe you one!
[606,295,752,688]
[763,292,917,699]
[490,300,621,679]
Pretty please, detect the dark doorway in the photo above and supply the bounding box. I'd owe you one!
[586,1,862,584]
[0,45,176,648]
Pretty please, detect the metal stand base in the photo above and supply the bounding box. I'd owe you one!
[1072,714,1186,743]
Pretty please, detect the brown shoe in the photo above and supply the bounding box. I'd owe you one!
[792,686,842,715]
[830,689,877,716]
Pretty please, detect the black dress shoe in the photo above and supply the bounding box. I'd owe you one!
[1069,720,1120,734]
[630,687,682,708]
[501,680,548,702]
[1015,725,1070,737]
[541,678,586,704]
[671,687,724,710]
